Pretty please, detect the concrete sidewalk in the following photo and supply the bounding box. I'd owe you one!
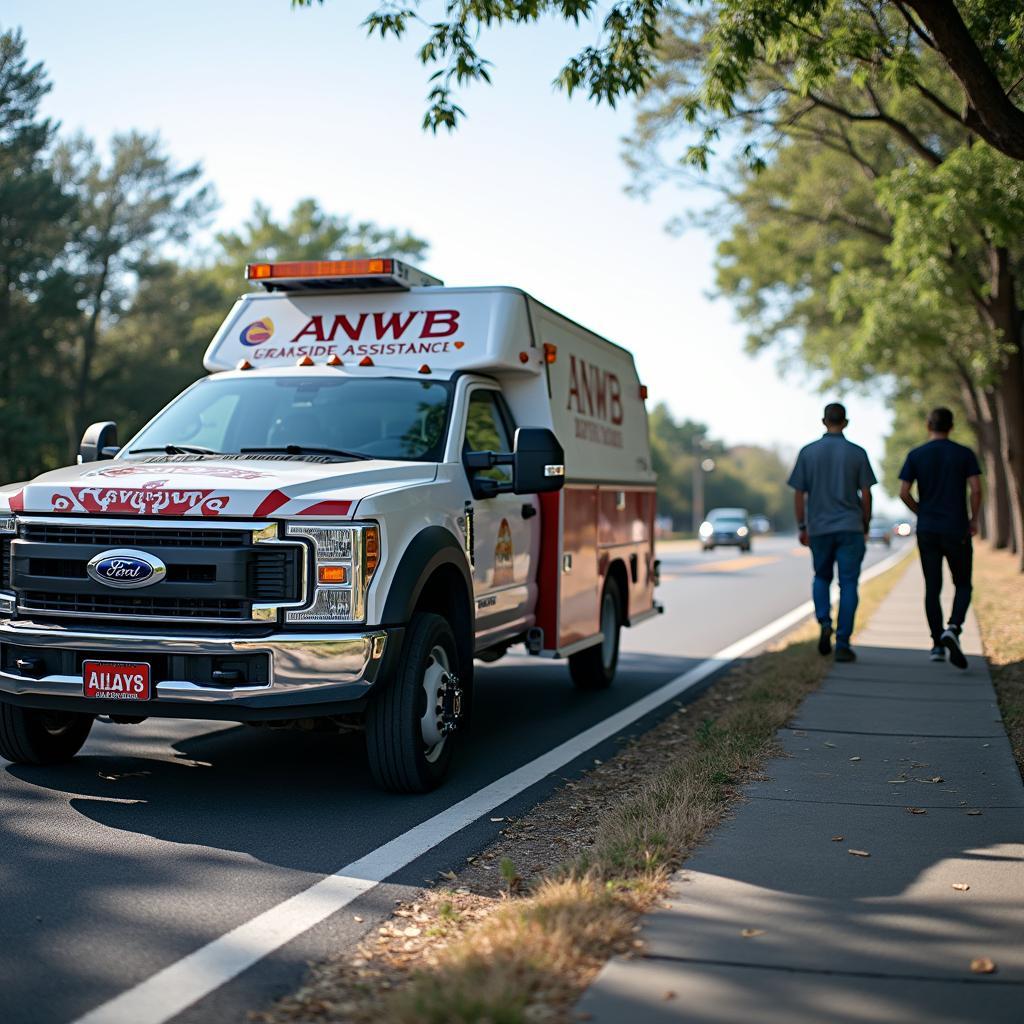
[577,562,1024,1023]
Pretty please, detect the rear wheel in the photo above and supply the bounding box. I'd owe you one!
[0,703,94,765]
[366,612,464,793]
[569,578,623,691]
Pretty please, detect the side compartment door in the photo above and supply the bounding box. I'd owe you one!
[462,387,539,644]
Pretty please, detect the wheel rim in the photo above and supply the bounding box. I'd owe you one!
[420,645,461,763]
[600,592,618,670]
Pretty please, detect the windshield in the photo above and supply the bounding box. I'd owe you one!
[127,375,452,462]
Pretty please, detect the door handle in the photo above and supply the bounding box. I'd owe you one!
[521,503,537,520]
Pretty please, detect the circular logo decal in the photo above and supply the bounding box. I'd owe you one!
[239,317,275,346]
[86,549,167,590]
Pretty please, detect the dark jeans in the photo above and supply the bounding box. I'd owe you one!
[917,531,973,644]
[809,531,867,647]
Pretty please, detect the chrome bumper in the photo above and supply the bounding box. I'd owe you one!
[0,619,391,707]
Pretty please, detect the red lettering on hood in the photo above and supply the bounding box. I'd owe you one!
[49,487,230,516]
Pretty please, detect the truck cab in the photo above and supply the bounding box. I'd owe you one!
[0,259,659,792]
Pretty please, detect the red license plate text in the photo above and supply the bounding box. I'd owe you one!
[82,661,151,701]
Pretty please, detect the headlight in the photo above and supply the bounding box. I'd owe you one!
[284,522,380,623]
[0,515,14,617]
[698,521,714,539]
[737,526,749,537]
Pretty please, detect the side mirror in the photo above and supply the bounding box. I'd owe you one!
[79,421,119,463]
[512,428,564,495]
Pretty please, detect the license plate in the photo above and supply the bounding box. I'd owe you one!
[82,660,151,701]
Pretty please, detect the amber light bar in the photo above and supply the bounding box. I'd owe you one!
[246,258,393,281]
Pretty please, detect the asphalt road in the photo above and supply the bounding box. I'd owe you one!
[0,534,907,1024]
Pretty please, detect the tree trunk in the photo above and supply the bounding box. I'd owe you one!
[956,373,1010,546]
[986,246,1024,568]
[67,257,111,456]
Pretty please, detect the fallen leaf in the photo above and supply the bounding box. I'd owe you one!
[741,928,766,938]
[823,741,837,748]
[906,807,927,815]
[966,810,983,816]
[931,776,944,784]
[403,926,421,937]
[440,870,458,881]
[849,756,861,762]
[848,849,871,858]
[831,835,845,842]
[970,957,997,974]
[490,817,504,822]
[887,779,908,784]
[353,915,364,922]
[952,883,970,892]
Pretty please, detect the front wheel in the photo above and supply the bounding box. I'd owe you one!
[365,612,464,793]
[569,578,623,691]
[0,703,94,765]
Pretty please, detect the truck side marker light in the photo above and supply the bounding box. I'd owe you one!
[519,351,530,364]
[297,355,315,366]
[543,343,558,364]
[365,526,381,573]
[326,354,344,366]
[318,565,348,585]
[418,364,431,374]
[359,355,374,367]
[236,359,253,370]
[639,384,649,400]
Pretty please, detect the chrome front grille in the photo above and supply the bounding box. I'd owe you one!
[11,517,307,626]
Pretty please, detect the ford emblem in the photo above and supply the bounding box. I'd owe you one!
[86,548,167,590]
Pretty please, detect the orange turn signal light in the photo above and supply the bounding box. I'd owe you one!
[639,384,649,400]
[297,355,315,366]
[359,355,374,367]
[543,343,558,364]
[365,526,380,574]
[317,565,348,585]
[236,359,253,371]
[326,353,344,366]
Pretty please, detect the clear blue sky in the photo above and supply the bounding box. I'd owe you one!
[6,0,898,505]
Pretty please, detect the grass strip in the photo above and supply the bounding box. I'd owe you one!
[972,543,1024,777]
[263,556,910,1024]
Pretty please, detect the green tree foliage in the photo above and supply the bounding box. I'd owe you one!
[53,131,217,450]
[313,2,1024,162]
[0,27,76,482]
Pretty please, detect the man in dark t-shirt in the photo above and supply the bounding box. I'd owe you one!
[898,407,982,669]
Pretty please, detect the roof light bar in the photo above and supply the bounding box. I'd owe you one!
[244,257,443,293]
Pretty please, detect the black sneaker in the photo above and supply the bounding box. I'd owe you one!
[941,628,968,670]
[834,646,857,663]
[818,623,833,656]
[930,646,946,663]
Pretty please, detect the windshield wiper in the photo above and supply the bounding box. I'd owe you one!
[239,444,370,461]
[129,444,222,455]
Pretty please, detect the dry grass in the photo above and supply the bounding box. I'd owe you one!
[261,558,910,1024]
[972,543,1024,775]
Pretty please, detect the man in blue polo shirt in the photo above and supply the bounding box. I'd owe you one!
[898,407,982,669]
[788,403,877,663]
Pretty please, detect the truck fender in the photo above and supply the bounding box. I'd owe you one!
[381,526,474,628]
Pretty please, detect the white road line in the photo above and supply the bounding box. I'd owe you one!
[71,543,912,1024]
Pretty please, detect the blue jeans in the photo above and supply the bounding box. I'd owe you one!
[809,531,867,647]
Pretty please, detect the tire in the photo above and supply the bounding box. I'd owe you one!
[569,577,623,691]
[0,703,94,765]
[365,612,463,793]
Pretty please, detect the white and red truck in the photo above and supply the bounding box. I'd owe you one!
[0,259,659,791]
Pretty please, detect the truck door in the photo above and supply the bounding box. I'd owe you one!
[462,386,540,644]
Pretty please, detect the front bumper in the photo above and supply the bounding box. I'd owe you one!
[0,619,400,720]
